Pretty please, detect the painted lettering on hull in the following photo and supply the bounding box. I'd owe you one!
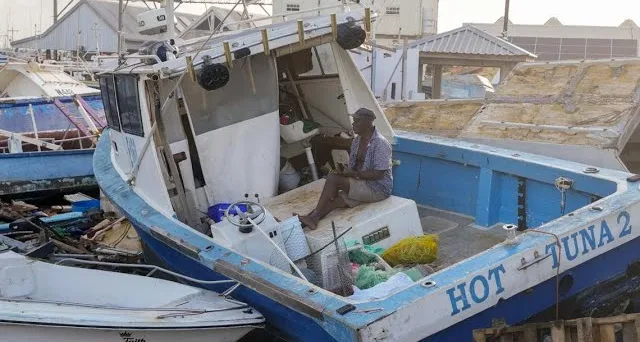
[546,211,632,268]
[446,265,505,316]
[445,210,633,316]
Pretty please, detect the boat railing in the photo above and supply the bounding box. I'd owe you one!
[219,3,349,32]
[55,257,238,286]
[0,131,99,153]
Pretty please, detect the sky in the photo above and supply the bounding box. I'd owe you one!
[2,0,640,47]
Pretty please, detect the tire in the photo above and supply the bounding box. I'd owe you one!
[336,23,367,50]
[197,63,230,91]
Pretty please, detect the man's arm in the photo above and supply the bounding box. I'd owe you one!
[339,140,391,180]
[339,169,385,180]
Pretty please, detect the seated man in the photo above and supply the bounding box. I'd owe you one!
[298,108,393,230]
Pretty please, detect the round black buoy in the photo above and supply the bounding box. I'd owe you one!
[336,23,366,50]
[197,63,230,91]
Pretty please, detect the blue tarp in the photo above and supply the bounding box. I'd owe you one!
[0,95,104,133]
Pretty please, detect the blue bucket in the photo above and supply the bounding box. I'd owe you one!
[208,203,249,223]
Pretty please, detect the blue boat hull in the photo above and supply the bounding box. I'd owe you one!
[0,149,97,197]
[91,132,640,341]
[133,220,639,341]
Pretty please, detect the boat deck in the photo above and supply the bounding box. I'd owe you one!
[417,205,509,269]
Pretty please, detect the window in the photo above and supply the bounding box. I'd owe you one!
[98,75,121,131]
[386,7,400,14]
[286,4,300,11]
[114,75,144,137]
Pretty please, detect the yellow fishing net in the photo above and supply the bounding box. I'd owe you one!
[381,235,439,267]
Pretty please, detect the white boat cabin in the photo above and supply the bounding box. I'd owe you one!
[97,8,431,295]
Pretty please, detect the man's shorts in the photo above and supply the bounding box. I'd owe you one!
[339,178,388,208]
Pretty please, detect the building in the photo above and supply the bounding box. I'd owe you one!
[11,0,202,54]
[273,0,437,45]
[9,0,255,55]
[469,17,640,61]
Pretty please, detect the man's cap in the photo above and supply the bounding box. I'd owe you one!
[350,107,376,121]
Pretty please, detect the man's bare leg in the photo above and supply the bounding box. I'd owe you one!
[298,174,350,229]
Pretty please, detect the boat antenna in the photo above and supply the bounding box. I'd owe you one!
[165,0,176,40]
[501,0,510,39]
[117,0,124,58]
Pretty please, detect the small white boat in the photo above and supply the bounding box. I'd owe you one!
[0,251,264,342]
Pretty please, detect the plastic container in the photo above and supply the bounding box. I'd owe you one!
[207,203,249,223]
[279,158,300,193]
[280,120,319,144]
[71,199,100,213]
[276,216,311,262]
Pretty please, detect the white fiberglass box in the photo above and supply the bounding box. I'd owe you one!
[137,8,168,35]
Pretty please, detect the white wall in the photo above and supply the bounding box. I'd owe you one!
[351,47,422,102]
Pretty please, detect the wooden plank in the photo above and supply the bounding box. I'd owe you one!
[592,314,640,325]
[75,95,106,128]
[472,330,485,342]
[0,128,62,151]
[523,325,537,342]
[551,321,566,342]
[598,324,615,342]
[53,98,92,137]
[577,318,594,342]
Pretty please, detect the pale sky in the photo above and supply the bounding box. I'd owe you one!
[2,0,640,47]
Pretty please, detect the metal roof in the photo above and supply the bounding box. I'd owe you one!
[11,0,201,45]
[410,25,537,58]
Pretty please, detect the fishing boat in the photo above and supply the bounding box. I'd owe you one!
[92,4,640,342]
[0,250,264,341]
[0,59,105,198]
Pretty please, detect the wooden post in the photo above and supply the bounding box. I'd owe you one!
[576,318,594,342]
[598,324,615,342]
[522,325,537,342]
[550,321,565,342]
[297,20,305,47]
[330,14,337,40]
[223,41,233,68]
[364,8,371,32]
[185,56,196,82]
[261,29,270,55]
[432,64,443,99]
[27,104,41,151]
